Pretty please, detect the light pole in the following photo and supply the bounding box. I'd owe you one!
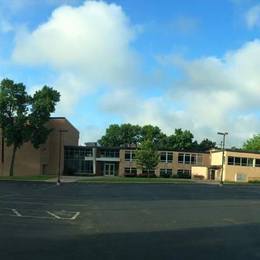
[217,132,228,185]
[57,129,68,185]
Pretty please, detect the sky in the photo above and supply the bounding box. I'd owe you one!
[1,0,260,147]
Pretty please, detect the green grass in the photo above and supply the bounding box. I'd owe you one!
[0,175,54,181]
[79,176,193,184]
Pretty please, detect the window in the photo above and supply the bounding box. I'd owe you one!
[256,159,260,167]
[178,153,184,163]
[125,150,135,161]
[228,156,254,167]
[228,156,234,165]
[241,158,247,166]
[191,154,196,164]
[185,154,191,164]
[124,167,137,176]
[160,152,173,163]
[235,157,241,166]
[100,150,119,158]
[177,169,191,179]
[247,158,253,167]
[142,169,155,174]
[160,169,172,177]
[167,152,173,163]
[125,151,131,161]
[160,152,167,162]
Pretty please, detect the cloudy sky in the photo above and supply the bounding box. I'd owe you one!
[1,0,260,147]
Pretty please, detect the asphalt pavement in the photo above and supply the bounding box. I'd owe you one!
[1,182,260,259]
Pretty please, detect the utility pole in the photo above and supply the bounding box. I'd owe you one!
[57,129,68,185]
[217,132,228,185]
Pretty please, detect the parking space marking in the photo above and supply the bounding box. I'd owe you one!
[0,207,80,221]
[11,209,22,217]
[46,211,61,219]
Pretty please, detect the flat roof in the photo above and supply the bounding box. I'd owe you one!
[211,149,260,155]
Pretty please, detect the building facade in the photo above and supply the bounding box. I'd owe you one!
[0,117,79,176]
[192,149,260,182]
[2,117,260,182]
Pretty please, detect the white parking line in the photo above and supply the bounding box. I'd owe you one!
[46,211,61,219]
[11,209,22,217]
[71,212,80,220]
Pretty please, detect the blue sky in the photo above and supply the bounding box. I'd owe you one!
[1,0,260,146]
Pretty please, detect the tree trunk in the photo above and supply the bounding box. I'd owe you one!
[9,145,17,177]
[147,169,150,178]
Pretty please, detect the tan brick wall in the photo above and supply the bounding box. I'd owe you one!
[119,149,210,177]
[0,118,79,177]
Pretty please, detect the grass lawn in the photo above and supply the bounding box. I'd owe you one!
[0,175,54,181]
[79,176,194,184]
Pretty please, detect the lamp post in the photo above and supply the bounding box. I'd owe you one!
[217,132,228,185]
[57,129,68,185]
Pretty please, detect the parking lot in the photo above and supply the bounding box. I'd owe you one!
[2,182,260,259]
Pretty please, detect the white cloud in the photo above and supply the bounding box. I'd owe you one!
[101,39,260,146]
[245,4,260,28]
[12,1,139,112]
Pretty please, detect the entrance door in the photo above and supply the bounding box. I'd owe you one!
[210,170,215,180]
[103,163,115,176]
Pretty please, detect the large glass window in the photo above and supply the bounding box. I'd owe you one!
[160,152,167,162]
[177,169,191,179]
[100,150,119,158]
[256,159,260,167]
[235,157,241,166]
[228,156,234,165]
[160,152,173,163]
[241,158,247,166]
[248,158,254,167]
[125,150,135,161]
[228,156,254,167]
[178,153,184,163]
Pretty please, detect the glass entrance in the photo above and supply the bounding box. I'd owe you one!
[103,163,115,176]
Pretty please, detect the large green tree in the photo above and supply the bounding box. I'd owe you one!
[243,134,260,151]
[140,125,167,148]
[98,124,141,147]
[135,140,159,177]
[0,78,60,176]
[196,138,217,151]
[166,129,195,150]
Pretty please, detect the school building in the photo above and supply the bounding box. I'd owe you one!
[1,117,260,182]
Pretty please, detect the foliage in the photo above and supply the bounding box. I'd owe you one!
[0,78,60,176]
[99,124,217,151]
[243,134,260,151]
[196,138,217,151]
[98,124,141,147]
[135,140,159,177]
[166,128,194,150]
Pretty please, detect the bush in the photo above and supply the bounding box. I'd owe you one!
[160,172,171,178]
[177,172,191,179]
[138,173,157,178]
[124,172,137,177]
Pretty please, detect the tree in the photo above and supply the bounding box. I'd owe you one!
[197,138,217,151]
[243,134,260,151]
[140,125,167,148]
[0,78,60,176]
[166,129,195,150]
[98,124,141,147]
[135,140,159,177]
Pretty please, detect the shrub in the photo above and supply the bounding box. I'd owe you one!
[160,171,171,178]
[177,172,191,179]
